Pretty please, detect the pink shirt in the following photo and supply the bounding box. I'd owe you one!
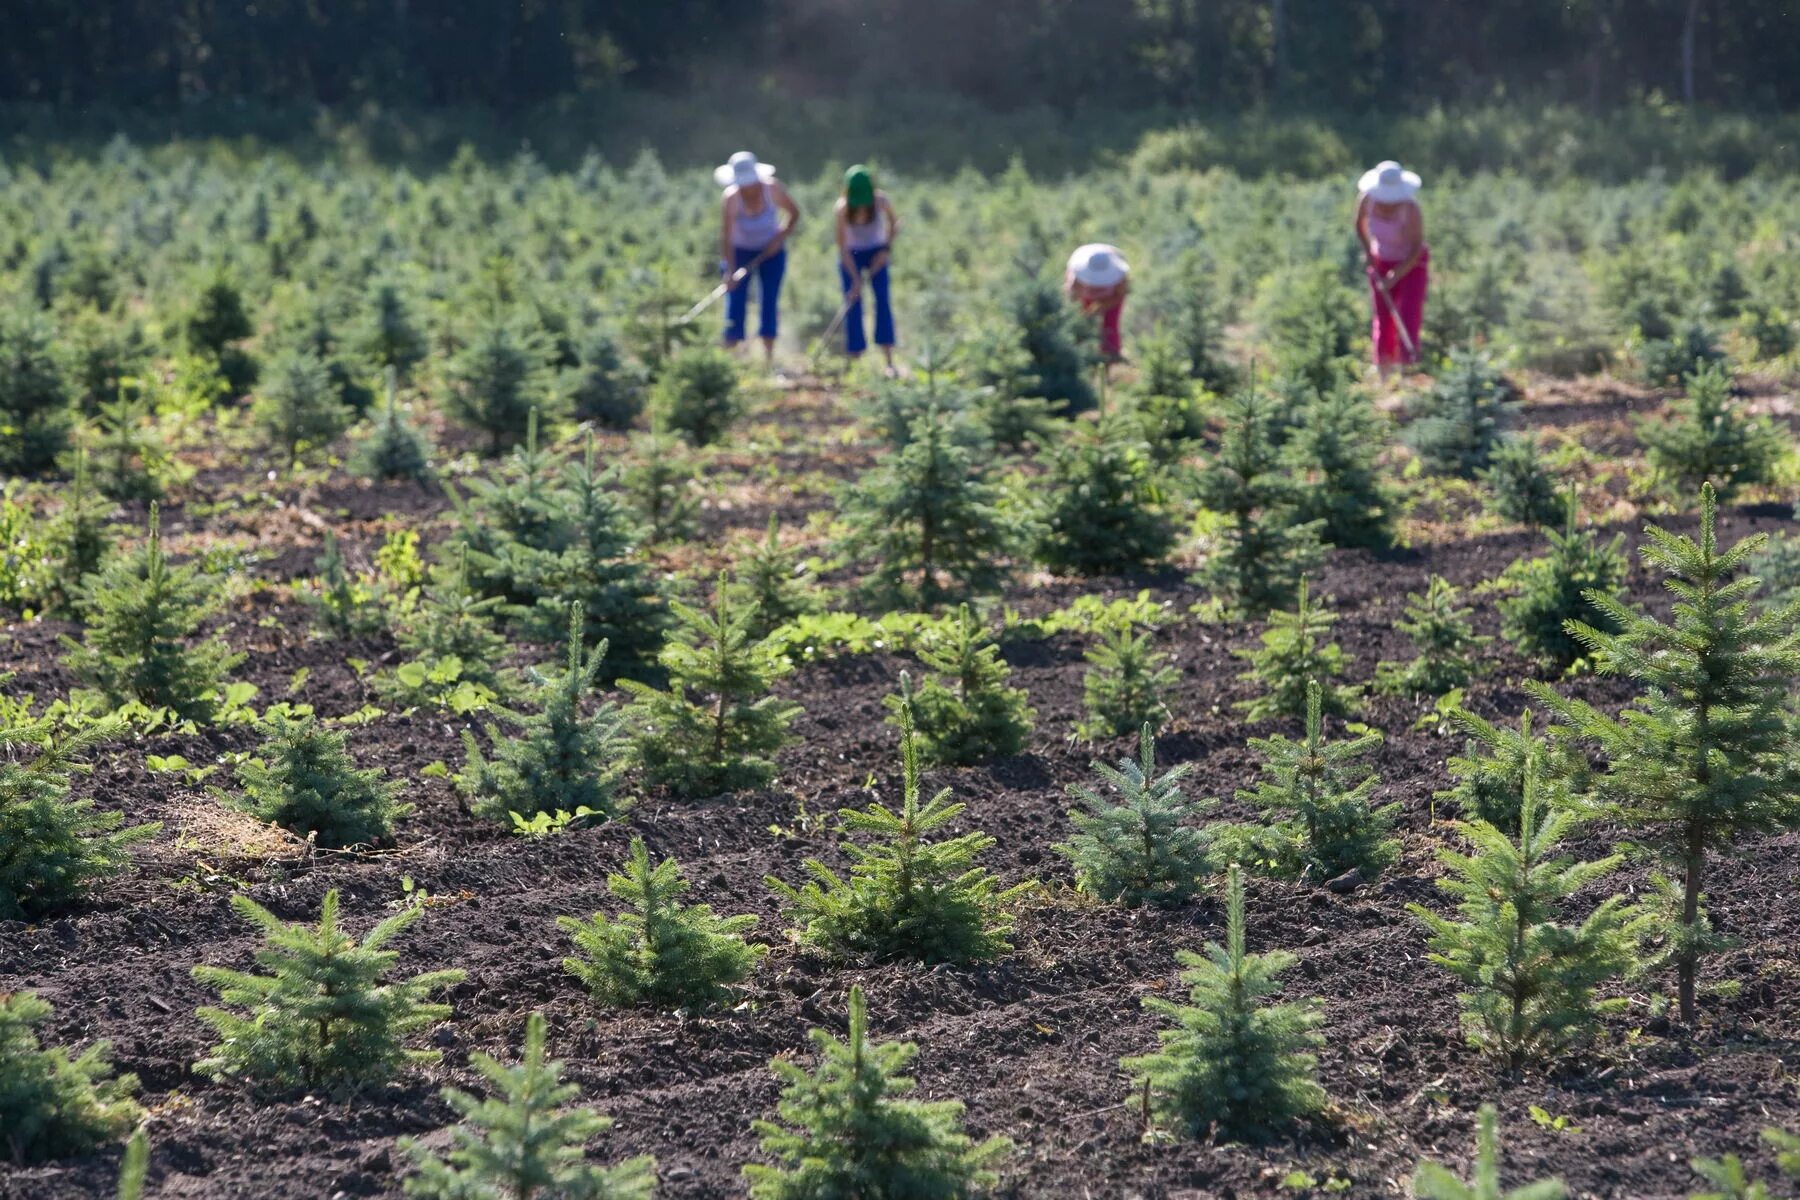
[1365,200,1420,262]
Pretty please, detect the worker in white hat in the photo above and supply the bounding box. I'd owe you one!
[1064,243,1131,363]
[1354,159,1428,379]
[715,150,801,363]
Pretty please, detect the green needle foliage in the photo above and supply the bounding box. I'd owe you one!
[559,837,766,1009]
[62,504,245,723]
[1033,416,1178,575]
[651,346,741,446]
[1410,763,1647,1068]
[459,606,630,823]
[744,984,1011,1199]
[445,314,559,454]
[252,346,352,473]
[115,1126,149,1200]
[1498,509,1627,671]
[231,711,408,848]
[836,403,1025,608]
[570,327,645,429]
[1231,680,1396,881]
[1479,435,1568,529]
[1639,362,1786,500]
[1058,724,1213,907]
[0,991,142,1164]
[724,516,822,639]
[0,306,73,473]
[1689,1128,1800,1200]
[772,688,1031,964]
[351,370,434,482]
[1412,1105,1568,1200]
[1529,485,1800,1022]
[193,889,465,1094]
[402,1011,656,1200]
[1194,381,1323,618]
[1122,864,1326,1142]
[353,280,428,382]
[1284,383,1395,550]
[886,606,1034,765]
[1078,621,1179,741]
[622,582,800,797]
[0,717,156,919]
[1437,709,1585,833]
[50,450,113,610]
[1405,350,1516,478]
[620,427,700,544]
[1375,575,1491,697]
[384,550,512,696]
[1234,579,1360,722]
[303,530,385,638]
[89,393,171,502]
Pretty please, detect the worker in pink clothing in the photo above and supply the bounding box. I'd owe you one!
[1354,160,1428,379]
[1065,244,1130,364]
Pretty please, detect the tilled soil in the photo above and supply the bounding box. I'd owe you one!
[2,375,1798,1199]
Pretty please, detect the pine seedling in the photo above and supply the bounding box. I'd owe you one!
[724,516,822,639]
[1033,416,1178,574]
[1479,435,1568,529]
[570,327,645,429]
[1284,383,1395,550]
[402,1011,656,1200]
[252,347,353,473]
[1409,762,1647,1068]
[0,306,73,474]
[444,314,559,454]
[1436,709,1584,833]
[559,837,766,1009]
[49,447,112,609]
[1405,350,1516,477]
[0,991,142,1164]
[1234,579,1360,723]
[744,985,1011,1199]
[1375,575,1491,697]
[62,504,245,722]
[620,427,700,544]
[622,581,800,798]
[303,530,385,638]
[115,1126,149,1200]
[1498,507,1627,671]
[651,346,741,446]
[1639,361,1785,500]
[1194,380,1323,618]
[353,280,428,381]
[385,549,513,695]
[772,686,1032,964]
[231,711,408,848]
[1688,1128,1800,1200]
[1058,724,1213,907]
[89,392,174,502]
[1412,1105,1568,1200]
[458,605,630,823]
[1529,484,1800,1021]
[351,369,434,482]
[193,889,465,1093]
[1233,680,1397,881]
[886,605,1034,765]
[836,403,1026,608]
[1078,621,1179,741]
[449,408,568,592]
[1122,864,1326,1141]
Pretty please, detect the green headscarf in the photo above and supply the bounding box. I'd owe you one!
[844,164,875,209]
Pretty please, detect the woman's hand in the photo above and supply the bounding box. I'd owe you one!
[870,250,890,274]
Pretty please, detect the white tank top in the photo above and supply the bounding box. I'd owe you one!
[730,190,781,250]
[844,206,889,252]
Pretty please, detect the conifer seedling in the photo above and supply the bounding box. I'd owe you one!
[0,991,142,1164]
[1122,864,1326,1141]
[443,313,559,453]
[1498,506,1626,671]
[1436,709,1582,833]
[559,837,766,1009]
[1234,579,1360,722]
[772,685,1032,964]
[1078,620,1179,740]
[1529,484,1800,1021]
[193,889,465,1093]
[251,346,352,473]
[1412,1105,1567,1200]
[50,447,112,609]
[1375,575,1491,697]
[1033,416,1178,574]
[887,606,1034,765]
[1284,383,1395,550]
[743,985,1011,1198]
[1639,361,1785,500]
[651,345,741,446]
[724,515,822,639]
[0,305,73,474]
[115,1126,149,1200]
[1687,1127,1800,1200]
[350,368,434,482]
[62,504,245,722]
[402,1011,656,1200]
[620,426,700,545]
[304,530,386,638]
[1058,724,1213,906]
[384,547,514,700]
[353,281,428,381]
[231,711,408,848]
[1479,435,1567,529]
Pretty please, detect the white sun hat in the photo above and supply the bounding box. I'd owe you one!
[1358,160,1422,203]
[715,150,777,188]
[1068,243,1129,288]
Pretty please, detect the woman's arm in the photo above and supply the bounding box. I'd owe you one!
[719,191,735,277]
[1389,203,1426,283]
[835,198,853,272]
[1353,194,1374,260]
[870,192,899,273]
[771,182,801,249]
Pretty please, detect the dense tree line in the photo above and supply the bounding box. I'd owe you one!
[3,0,1798,113]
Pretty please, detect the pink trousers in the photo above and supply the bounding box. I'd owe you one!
[1369,248,1428,366]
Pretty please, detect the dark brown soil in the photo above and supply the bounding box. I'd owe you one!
[3,373,1797,1200]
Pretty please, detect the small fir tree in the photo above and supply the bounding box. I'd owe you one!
[1405,350,1516,477]
[193,889,465,1093]
[650,346,741,446]
[387,550,513,695]
[89,393,170,502]
[1078,621,1179,741]
[1033,417,1178,574]
[836,404,1025,608]
[303,530,385,638]
[1412,1105,1568,1200]
[182,272,254,362]
[570,327,645,429]
[353,280,428,381]
[1058,724,1213,907]
[1498,510,1627,671]
[1410,763,1646,1068]
[62,504,245,722]
[49,449,112,609]
[252,347,353,473]
[1234,579,1360,722]
[886,607,1034,765]
[620,427,700,544]
[772,688,1031,964]
[1011,271,1095,411]
[0,991,142,1164]
[1232,680,1397,880]
[1639,361,1786,499]
[1375,575,1491,697]
[1479,435,1568,529]
[1688,1128,1800,1200]
[459,606,630,823]
[444,314,559,454]
[1436,709,1585,833]
[402,1012,656,1200]
[744,985,1011,1199]
[724,516,822,639]
[350,369,434,482]
[231,711,408,848]
[621,583,800,797]
[1529,485,1800,1021]
[1284,383,1395,550]
[0,306,73,473]
[115,1126,149,1200]
[1122,864,1326,1141]
[1194,381,1323,618]
[559,837,766,1009]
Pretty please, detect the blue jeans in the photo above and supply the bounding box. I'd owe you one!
[839,245,894,354]
[724,245,785,343]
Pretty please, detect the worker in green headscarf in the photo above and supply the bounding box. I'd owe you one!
[833,164,902,375]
